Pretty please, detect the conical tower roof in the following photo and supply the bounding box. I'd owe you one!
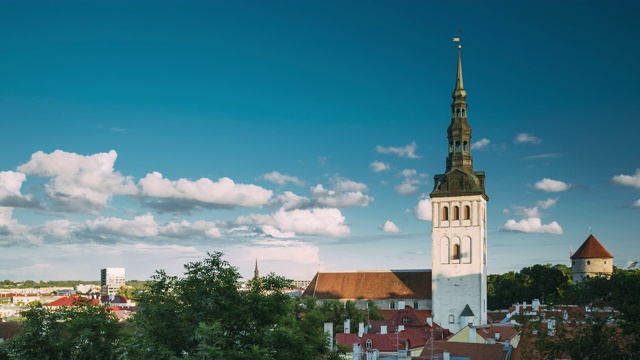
[571,234,613,259]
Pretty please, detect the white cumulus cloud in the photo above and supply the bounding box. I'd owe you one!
[87,213,159,238]
[311,181,373,208]
[370,161,391,173]
[536,198,559,209]
[139,171,273,208]
[261,171,305,186]
[234,208,350,237]
[471,138,491,150]
[379,220,400,233]
[502,217,563,234]
[515,133,541,144]
[0,208,41,246]
[414,197,432,221]
[376,141,420,159]
[0,171,40,208]
[534,178,572,192]
[17,150,137,212]
[612,169,640,188]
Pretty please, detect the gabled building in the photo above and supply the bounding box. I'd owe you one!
[301,270,432,310]
[570,234,613,283]
[336,305,448,358]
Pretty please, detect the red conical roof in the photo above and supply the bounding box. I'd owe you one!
[571,234,613,259]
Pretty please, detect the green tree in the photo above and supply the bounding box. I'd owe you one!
[125,252,333,360]
[518,268,640,359]
[3,301,121,360]
[487,264,572,310]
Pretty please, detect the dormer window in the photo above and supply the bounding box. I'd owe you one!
[402,316,410,324]
[366,339,372,349]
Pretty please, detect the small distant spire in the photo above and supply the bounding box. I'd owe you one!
[589,226,593,234]
[254,258,259,280]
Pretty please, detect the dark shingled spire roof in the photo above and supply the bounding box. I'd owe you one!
[460,304,475,317]
[571,234,613,259]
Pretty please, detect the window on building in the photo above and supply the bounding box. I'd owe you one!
[402,316,410,324]
[366,339,372,349]
[414,301,419,309]
[587,260,591,265]
[453,206,460,220]
[453,244,460,260]
[389,301,395,310]
[464,205,471,220]
[449,315,455,324]
[442,206,449,221]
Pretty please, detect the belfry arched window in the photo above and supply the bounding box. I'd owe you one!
[453,206,460,220]
[464,206,471,220]
[442,206,449,221]
[453,244,460,260]
[462,109,466,117]
[463,141,468,151]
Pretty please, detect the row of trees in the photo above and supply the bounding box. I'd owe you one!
[487,263,572,310]
[1,252,374,360]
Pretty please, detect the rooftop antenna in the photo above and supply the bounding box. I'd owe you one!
[589,226,593,234]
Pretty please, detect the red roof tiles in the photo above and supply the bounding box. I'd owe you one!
[301,270,431,300]
[571,234,613,259]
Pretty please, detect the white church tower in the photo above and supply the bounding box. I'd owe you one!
[430,44,488,333]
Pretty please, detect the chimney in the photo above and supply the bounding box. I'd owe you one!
[358,322,365,337]
[352,343,361,360]
[324,322,334,350]
[398,300,405,309]
[427,317,433,327]
[532,299,540,311]
[344,319,351,334]
[469,326,476,343]
[381,325,387,334]
[443,350,450,360]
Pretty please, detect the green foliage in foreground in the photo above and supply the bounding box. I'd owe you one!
[517,269,640,360]
[0,252,338,360]
[487,263,572,310]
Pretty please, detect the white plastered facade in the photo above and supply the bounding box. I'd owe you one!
[431,194,487,334]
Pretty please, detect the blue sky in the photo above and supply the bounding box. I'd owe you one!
[0,1,639,281]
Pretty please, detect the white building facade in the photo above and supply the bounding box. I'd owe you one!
[101,267,126,297]
[430,45,488,334]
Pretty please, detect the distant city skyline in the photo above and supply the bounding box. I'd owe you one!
[0,1,638,281]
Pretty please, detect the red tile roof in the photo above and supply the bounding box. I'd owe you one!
[301,270,431,300]
[418,341,509,360]
[571,234,613,259]
[44,296,99,307]
[336,327,430,352]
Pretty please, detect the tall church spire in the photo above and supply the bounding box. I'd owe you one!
[431,45,487,200]
[446,45,473,173]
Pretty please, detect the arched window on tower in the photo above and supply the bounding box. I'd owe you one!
[453,206,460,220]
[464,206,471,220]
[462,109,466,117]
[449,142,453,153]
[456,141,461,152]
[453,244,460,260]
[456,109,461,118]
[442,206,449,221]
[463,141,468,151]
